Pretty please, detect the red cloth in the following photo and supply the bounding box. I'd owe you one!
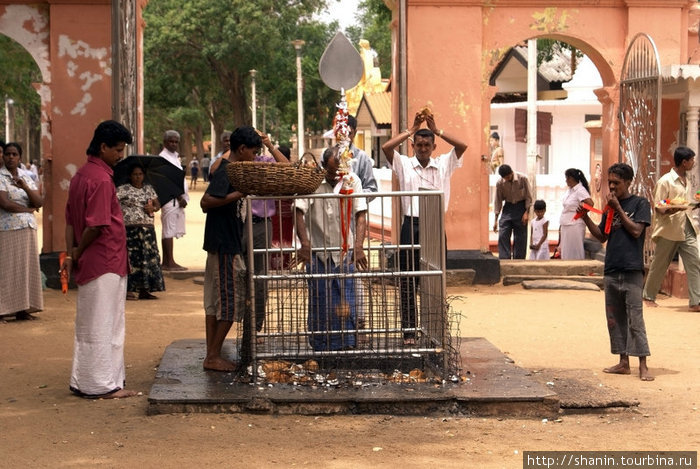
[271,199,294,269]
[65,156,128,285]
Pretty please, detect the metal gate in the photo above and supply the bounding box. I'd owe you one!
[619,32,661,261]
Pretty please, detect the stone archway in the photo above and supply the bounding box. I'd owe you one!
[0,2,143,253]
[388,0,694,259]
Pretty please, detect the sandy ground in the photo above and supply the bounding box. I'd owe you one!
[1,185,698,468]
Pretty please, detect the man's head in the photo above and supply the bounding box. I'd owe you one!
[322,146,340,184]
[498,164,514,181]
[221,131,232,152]
[347,115,358,140]
[229,126,262,162]
[607,162,634,199]
[163,130,180,154]
[86,120,133,167]
[277,145,291,160]
[412,129,437,165]
[673,146,695,169]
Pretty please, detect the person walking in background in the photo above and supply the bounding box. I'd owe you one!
[159,130,188,271]
[188,156,199,190]
[529,199,549,260]
[489,132,504,174]
[559,168,594,260]
[116,161,165,301]
[643,146,700,312]
[62,120,138,398]
[580,162,653,381]
[200,154,211,182]
[381,108,467,345]
[493,164,533,259]
[0,142,44,321]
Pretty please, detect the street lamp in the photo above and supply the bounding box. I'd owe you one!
[292,39,305,157]
[5,98,14,142]
[250,69,257,129]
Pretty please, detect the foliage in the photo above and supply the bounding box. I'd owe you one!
[537,38,583,67]
[0,35,41,146]
[143,0,342,150]
[346,0,392,79]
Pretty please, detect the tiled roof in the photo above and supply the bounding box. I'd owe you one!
[359,91,392,126]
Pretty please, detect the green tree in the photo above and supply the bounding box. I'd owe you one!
[0,35,42,149]
[346,0,392,78]
[143,0,339,150]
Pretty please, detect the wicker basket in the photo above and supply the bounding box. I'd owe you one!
[226,161,326,196]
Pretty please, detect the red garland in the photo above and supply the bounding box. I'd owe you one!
[573,203,615,234]
[339,188,354,254]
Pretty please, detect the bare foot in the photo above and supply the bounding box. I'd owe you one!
[603,363,631,375]
[203,356,236,372]
[643,299,658,308]
[688,305,700,312]
[639,360,655,381]
[101,389,138,399]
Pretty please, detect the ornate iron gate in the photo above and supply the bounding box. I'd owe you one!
[619,33,661,261]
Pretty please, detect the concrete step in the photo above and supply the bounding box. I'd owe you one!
[503,274,604,287]
[499,259,603,277]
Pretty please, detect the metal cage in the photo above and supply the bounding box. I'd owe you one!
[232,190,455,383]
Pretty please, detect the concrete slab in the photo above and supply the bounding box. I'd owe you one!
[503,275,604,287]
[148,337,559,417]
[521,279,601,291]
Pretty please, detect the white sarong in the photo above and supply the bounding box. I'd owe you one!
[70,273,127,396]
[161,200,186,239]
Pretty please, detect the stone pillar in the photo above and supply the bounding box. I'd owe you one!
[112,0,141,152]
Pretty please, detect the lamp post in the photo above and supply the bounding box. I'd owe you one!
[5,98,14,142]
[292,39,305,157]
[250,69,257,129]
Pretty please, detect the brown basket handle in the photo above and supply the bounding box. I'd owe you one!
[298,152,322,170]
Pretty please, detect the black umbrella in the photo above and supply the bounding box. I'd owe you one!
[113,155,185,206]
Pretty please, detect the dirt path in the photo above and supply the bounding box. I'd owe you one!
[1,187,698,468]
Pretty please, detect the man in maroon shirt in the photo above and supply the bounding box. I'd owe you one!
[62,120,137,399]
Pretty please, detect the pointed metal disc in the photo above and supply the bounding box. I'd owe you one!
[319,32,363,91]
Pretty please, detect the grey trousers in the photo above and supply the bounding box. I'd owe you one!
[643,218,700,306]
[604,271,650,357]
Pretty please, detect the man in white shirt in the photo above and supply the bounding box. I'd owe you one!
[381,110,467,345]
[159,130,189,271]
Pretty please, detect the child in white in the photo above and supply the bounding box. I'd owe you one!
[529,200,550,260]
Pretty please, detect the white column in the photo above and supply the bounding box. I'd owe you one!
[292,40,305,157]
[526,39,538,197]
[250,69,257,129]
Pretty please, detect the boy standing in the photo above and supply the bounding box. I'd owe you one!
[580,163,654,381]
[63,120,137,398]
[200,126,287,371]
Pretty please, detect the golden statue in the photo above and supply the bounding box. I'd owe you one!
[345,39,387,115]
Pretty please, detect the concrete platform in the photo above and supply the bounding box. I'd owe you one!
[148,337,559,417]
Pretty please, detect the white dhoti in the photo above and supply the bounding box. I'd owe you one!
[161,200,186,239]
[70,273,127,397]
